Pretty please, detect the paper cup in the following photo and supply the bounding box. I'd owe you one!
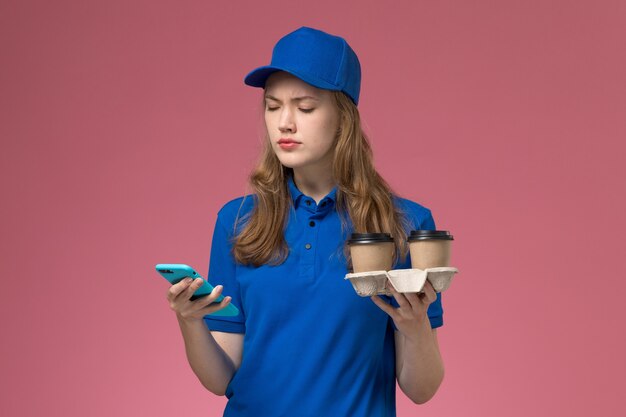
[408,230,453,270]
[348,233,394,273]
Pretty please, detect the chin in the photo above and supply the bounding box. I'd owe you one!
[275,155,308,169]
[278,161,307,170]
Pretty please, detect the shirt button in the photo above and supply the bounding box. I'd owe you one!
[309,221,315,227]
[305,243,312,250]
[320,201,326,207]
[306,200,311,206]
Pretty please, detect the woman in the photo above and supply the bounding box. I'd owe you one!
[166,26,445,416]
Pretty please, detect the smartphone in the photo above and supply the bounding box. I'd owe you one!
[155,263,239,317]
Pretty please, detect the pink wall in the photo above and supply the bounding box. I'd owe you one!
[1,0,624,416]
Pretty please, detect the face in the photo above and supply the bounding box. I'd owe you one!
[264,71,340,171]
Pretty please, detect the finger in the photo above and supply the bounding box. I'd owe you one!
[177,284,224,318]
[167,277,193,299]
[180,278,206,301]
[370,295,396,318]
[403,291,422,308]
[422,281,437,303]
[192,284,224,308]
[198,295,232,315]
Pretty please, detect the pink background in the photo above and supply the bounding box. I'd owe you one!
[1,0,624,416]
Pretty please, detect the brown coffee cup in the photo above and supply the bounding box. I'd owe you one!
[408,230,454,270]
[348,233,394,273]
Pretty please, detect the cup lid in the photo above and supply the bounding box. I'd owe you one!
[408,230,454,241]
[348,232,394,244]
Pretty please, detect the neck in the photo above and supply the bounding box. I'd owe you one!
[292,165,335,204]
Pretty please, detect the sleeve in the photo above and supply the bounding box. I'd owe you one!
[389,208,444,330]
[202,212,246,334]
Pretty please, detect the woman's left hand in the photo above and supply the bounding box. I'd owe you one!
[370,279,437,342]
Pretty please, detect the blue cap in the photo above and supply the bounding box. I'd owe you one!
[244,27,362,105]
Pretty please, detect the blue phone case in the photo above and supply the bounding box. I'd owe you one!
[155,263,240,317]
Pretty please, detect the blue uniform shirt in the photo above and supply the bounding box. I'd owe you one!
[204,175,443,417]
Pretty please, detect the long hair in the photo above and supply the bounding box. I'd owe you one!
[232,91,411,268]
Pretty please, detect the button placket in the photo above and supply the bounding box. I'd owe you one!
[300,212,319,281]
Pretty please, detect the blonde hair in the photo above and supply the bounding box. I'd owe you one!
[232,91,411,268]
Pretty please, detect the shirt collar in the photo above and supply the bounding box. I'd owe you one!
[287,173,338,209]
[287,174,305,206]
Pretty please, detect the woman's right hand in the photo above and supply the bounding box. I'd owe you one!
[166,277,232,322]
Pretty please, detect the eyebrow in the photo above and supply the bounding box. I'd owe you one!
[264,94,320,103]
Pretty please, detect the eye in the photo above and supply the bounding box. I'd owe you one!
[299,108,315,113]
[266,107,279,111]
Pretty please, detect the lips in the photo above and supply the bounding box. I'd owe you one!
[278,139,301,150]
[278,138,301,144]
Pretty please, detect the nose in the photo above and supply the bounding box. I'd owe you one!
[278,108,296,133]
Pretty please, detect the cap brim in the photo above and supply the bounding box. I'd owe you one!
[244,65,340,92]
[244,66,281,87]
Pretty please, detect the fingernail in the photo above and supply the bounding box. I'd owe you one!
[185,278,192,283]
